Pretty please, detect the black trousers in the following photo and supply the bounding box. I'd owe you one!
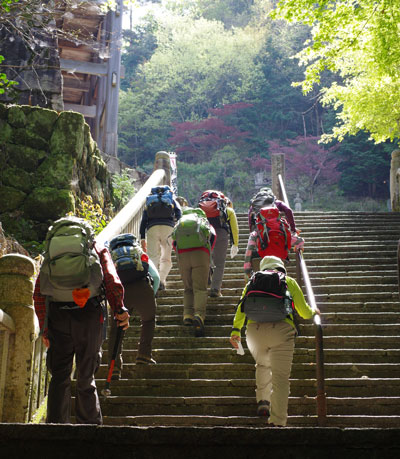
[46,298,103,424]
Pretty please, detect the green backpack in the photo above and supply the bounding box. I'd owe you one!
[39,216,103,302]
[172,208,211,250]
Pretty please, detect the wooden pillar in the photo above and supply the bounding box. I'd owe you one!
[271,153,285,201]
[390,149,400,212]
[104,0,123,156]
[154,151,172,187]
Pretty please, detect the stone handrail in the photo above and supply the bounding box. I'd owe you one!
[0,309,15,422]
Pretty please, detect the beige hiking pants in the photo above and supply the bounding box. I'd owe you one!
[246,321,296,426]
[147,225,173,284]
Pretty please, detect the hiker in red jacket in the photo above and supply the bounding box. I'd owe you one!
[34,224,129,425]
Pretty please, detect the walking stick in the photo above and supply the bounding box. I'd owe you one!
[101,323,124,398]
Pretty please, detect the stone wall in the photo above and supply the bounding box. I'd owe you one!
[0,103,113,245]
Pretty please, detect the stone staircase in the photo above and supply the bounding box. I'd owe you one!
[96,211,400,428]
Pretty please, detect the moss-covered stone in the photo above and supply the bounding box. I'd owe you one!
[0,119,13,144]
[1,167,33,193]
[26,107,58,140]
[0,103,8,120]
[50,111,85,159]
[6,143,47,172]
[24,187,75,222]
[0,186,26,212]
[0,214,40,242]
[12,127,49,150]
[34,153,75,189]
[7,106,27,128]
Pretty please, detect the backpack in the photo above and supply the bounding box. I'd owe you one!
[39,216,103,302]
[108,233,150,285]
[239,270,294,322]
[146,185,175,219]
[249,188,276,230]
[172,207,211,250]
[255,205,292,260]
[198,190,228,228]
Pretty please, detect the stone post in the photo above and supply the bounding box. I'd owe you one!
[390,150,400,212]
[0,254,38,422]
[154,151,172,187]
[271,153,285,201]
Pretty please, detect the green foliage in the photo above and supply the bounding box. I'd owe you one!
[271,0,400,143]
[69,195,111,236]
[112,169,136,209]
[0,55,17,94]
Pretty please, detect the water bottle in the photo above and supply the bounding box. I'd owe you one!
[284,290,293,315]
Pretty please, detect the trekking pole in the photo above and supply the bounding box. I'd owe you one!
[102,322,125,398]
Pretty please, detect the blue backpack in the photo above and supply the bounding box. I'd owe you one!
[146,185,175,219]
[108,233,150,285]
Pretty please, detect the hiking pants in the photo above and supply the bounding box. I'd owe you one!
[108,278,156,366]
[177,250,210,321]
[210,227,229,292]
[146,224,173,284]
[246,321,296,426]
[46,299,103,424]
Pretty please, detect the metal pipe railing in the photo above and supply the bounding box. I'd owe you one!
[278,173,327,426]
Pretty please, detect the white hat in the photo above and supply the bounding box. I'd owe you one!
[259,256,286,274]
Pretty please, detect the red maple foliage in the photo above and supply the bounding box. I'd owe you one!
[168,103,253,162]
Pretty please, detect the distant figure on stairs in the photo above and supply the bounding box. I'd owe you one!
[198,190,239,298]
[230,255,320,427]
[140,185,182,291]
[172,207,216,337]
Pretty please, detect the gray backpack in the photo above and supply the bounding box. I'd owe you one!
[39,216,103,302]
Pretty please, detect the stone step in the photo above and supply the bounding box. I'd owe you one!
[121,323,400,338]
[97,395,400,417]
[104,334,400,350]
[96,362,400,380]
[92,377,400,398]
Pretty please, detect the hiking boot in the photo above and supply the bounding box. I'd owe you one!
[111,367,121,381]
[209,289,222,297]
[136,355,157,365]
[183,317,194,326]
[193,315,205,337]
[159,282,166,291]
[257,400,270,417]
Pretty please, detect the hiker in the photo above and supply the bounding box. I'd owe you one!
[172,207,216,337]
[107,233,160,376]
[229,255,320,426]
[198,190,239,297]
[140,185,182,291]
[244,204,294,278]
[33,216,129,425]
[248,187,298,234]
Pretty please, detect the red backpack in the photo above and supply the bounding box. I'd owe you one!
[198,190,228,220]
[255,205,292,260]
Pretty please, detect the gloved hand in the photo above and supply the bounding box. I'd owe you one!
[230,244,239,259]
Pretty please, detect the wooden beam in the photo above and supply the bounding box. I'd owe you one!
[64,103,97,118]
[60,58,108,76]
[62,76,91,92]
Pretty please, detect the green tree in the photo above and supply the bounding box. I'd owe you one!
[271,0,400,143]
[118,14,266,165]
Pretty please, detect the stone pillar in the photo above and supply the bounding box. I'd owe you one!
[271,153,285,201]
[390,150,400,212]
[154,151,172,187]
[0,254,38,422]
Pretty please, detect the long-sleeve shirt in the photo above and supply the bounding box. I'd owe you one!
[230,273,315,337]
[243,231,259,275]
[33,241,126,335]
[227,207,239,246]
[140,199,182,239]
[248,200,297,233]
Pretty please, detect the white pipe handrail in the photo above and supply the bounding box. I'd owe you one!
[96,168,166,246]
